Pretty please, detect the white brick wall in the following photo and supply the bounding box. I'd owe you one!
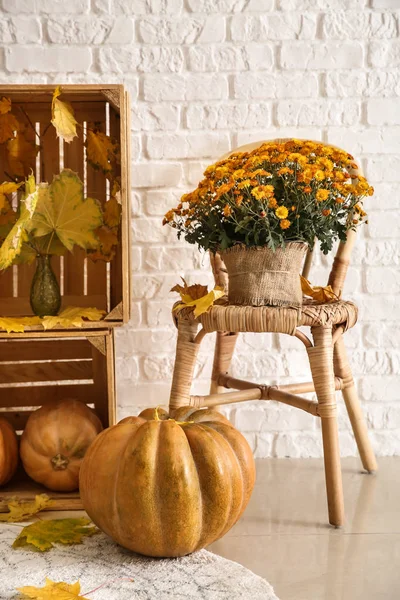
[1,0,399,458]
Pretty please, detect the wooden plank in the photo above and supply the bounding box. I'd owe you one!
[0,360,92,384]
[0,339,92,361]
[0,468,82,511]
[85,106,108,301]
[91,334,110,427]
[109,100,124,316]
[0,384,96,407]
[63,107,86,297]
[0,410,33,429]
[0,294,106,316]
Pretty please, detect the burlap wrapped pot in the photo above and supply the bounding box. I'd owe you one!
[220,242,308,307]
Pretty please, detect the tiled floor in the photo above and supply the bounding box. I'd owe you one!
[209,457,400,600]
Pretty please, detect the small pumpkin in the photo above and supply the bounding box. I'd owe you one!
[20,399,103,492]
[0,417,18,486]
[80,406,255,558]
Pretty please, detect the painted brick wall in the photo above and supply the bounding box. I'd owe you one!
[1,0,399,458]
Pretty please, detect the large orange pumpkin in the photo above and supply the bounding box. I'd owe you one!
[20,399,103,492]
[80,406,256,557]
[0,417,18,486]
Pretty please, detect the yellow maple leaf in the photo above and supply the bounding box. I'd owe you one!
[85,129,118,174]
[51,86,78,144]
[0,494,52,523]
[0,96,20,144]
[300,275,339,303]
[172,278,225,318]
[0,316,42,333]
[7,129,40,178]
[41,306,105,330]
[17,578,89,600]
[0,200,17,241]
[27,170,102,252]
[0,181,22,211]
[13,517,98,552]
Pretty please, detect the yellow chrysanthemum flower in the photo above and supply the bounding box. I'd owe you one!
[315,189,330,202]
[275,206,289,220]
[238,179,251,189]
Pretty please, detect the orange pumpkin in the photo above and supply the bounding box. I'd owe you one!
[20,399,103,492]
[0,417,18,486]
[80,406,255,557]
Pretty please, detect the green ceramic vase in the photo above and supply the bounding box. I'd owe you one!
[30,254,61,317]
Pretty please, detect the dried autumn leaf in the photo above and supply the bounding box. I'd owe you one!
[51,86,78,143]
[7,129,40,178]
[172,278,225,318]
[85,129,118,175]
[0,96,11,114]
[0,181,22,211]
[27,170,102,252]
[300,275,338,303]
[42,306,105,330]
[17,578,89,600]
[104,196,121,228]
[0,96,20,144]
[89,226,119,262]
[171,277,209,303]
[0,200,17,241]
[0,316,42,333]
[0,494,52,523]
[13,517,98,552]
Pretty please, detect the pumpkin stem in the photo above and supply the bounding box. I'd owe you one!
[51,453,69,471]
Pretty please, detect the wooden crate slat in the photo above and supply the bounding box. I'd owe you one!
[0,359,93,384]
[85,106,108,300]
[63,108,86,297]
[0,338,92,361]
[0,383,96,406]
[0,410,33,430]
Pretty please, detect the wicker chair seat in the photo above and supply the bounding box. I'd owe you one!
[175,297,358,336]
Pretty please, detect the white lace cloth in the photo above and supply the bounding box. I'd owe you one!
[0,525,278,599]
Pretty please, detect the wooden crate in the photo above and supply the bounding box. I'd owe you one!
[0,84,131,329]
[0,329,116,511]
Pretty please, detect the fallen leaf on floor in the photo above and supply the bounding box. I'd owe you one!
[13,518,98,552]
[17,577,89,599]
[0,494,52,523]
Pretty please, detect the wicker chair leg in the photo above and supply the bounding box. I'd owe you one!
[308,326,344,527]
[169,320,201,412]
[210,332,239,394]
[334,336,377,473]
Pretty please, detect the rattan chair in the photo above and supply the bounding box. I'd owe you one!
[168,140,377,527]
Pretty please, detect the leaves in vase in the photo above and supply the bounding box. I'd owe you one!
[13,517,99,552]
[7,129,40,179]
[17,578,90,600]
[0,494,52,523]
[0,181,23,211]
[27,170,102,252]
[0,177,39,270]
[51,86,78,143]
[0,96,20,144]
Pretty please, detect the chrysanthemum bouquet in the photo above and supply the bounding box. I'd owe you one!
[163,139,373,255]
